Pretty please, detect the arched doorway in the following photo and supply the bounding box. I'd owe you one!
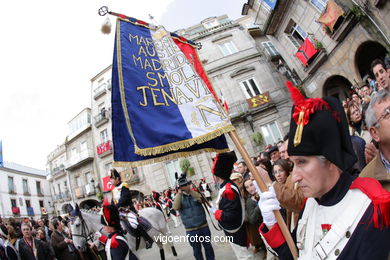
[355,41,387,79]
[61,203,72,214]
[80,199,101,210]
[323,75,353,101]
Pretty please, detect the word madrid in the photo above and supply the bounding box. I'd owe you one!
[128,33,212,107]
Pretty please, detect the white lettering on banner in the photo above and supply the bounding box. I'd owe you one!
[127,27,229,132]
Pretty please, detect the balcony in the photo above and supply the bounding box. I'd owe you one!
[75,187,85,199]
[94,109,109,128]
[23,191,31,196]
[261,46,281,62]
[27,207,35,216]
[65,149,94,170]
[12,207,20,215]
[8,187,16,195]
[84,183,96,196]
[37,191,44,197]
[229,92,272,120]
[50,164,65,176]
[93,84,107,100]
[127,175,141,186]
[57,191,71,201]
[96,140,112,158]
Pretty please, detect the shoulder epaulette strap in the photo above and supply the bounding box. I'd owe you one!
[122,182,130,188]
[110,234,119,248]
[350,177,390,228]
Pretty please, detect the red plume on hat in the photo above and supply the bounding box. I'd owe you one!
[152,191,160,201]
[286,81,336,146]
[101,197,121,230]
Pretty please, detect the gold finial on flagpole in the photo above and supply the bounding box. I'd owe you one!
[99,6,112,34]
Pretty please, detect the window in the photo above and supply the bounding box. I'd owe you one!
[57,184,61,194]
[25,200,31,208]
[39,200,44,208]
[71,147,77,158]
[260,122,282,145]
[218,41,238,56]
[80,141,87,152]
[36,181,42,195]
[261,41,279,56]
[8,176,15,193]
[105,163,112,176]
[100,129,109,143]
[10,199,17,207]
[98,102,105,113]
[165,160,181,187]
[286,21,308,48]
[240,78,262,98]
[310,0,328,12]
[22,179,29,193]
[85,172,91,183]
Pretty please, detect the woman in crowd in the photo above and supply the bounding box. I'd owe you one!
[346,101,371,143]
[243,177,265,256]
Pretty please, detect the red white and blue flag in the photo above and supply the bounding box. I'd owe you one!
[111,17,233,166]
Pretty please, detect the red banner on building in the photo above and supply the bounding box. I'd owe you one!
[295,38,318,67]
[317,0,344,33]
[102,176,114,192]
[97,141,111,155]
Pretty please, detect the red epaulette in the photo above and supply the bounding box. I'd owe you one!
[222,183,236,200]
[350,177,390,228]
[110,234,119,248]
[214,209,223,221]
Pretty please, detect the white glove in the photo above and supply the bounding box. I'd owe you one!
[208,207,217,214]
[258,186,280,227]
[94,231,102,240]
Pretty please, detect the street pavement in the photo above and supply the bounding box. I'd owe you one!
[136,210,266,260]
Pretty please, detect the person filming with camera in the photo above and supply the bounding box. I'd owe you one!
[173,173,215,260]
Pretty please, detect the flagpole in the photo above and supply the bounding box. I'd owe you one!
[228,130,298,259]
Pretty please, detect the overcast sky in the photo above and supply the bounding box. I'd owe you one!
[0,0,246,170]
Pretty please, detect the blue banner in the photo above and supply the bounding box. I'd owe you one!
[111,18,231,167]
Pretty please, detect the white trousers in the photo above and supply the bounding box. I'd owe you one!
[229,241,254,260]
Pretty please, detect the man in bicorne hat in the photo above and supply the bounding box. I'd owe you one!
[152,191,163,212]
[110,169,153,249]
[100,200,138,260]
[258,81,390,259]
[211,151,253,259]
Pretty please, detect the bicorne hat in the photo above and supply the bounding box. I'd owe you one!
[286,81,356,171]
[212,151,237,180]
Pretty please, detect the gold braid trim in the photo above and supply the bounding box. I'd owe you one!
[134,124,235,156]
[113,147,230,168]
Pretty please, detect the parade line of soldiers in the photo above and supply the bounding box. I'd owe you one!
[0,59,390,259]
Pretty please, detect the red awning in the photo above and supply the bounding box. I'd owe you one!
[295,38,318,67]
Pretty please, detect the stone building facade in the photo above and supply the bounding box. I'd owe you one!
[243,0,389,100]
[0,162,52,218]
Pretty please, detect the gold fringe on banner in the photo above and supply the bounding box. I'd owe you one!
[134,124,235,156]
[112,147,230,168]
